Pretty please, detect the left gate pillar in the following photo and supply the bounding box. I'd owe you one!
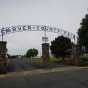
[0,41,8,73]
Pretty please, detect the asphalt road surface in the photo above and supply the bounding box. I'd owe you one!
[7,58,64,72]
[0,68,88,88]
[7,58,35,72]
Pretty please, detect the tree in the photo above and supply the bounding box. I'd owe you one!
[26,48,38,58]
[50,36,72,59]
[78,14,88,53]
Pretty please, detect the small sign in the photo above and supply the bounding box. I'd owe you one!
[42,37,48,43]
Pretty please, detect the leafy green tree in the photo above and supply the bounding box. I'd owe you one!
[78,14,88,53]
[50,36,72,59]
[26,48,38,58]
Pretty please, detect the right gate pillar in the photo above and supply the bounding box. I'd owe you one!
[71,45,80,66]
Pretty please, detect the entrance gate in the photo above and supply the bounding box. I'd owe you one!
[0,25,79,65]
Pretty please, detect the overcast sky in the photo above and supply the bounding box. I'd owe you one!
[0,0,88,55]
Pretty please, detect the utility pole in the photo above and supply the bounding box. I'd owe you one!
[1,28,4,42]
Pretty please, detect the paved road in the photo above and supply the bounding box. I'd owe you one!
[7,58,64,72]
[0,68,88,88]
[7,58,35,72]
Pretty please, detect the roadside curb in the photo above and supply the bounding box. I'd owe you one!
[0,66,88,78]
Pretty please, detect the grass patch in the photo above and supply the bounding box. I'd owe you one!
[32,56,63,64]
[48,56,63,64]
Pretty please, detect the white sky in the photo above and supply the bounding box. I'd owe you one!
[0,0,88,55]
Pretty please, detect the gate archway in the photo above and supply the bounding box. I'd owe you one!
[0,25,77,42]
[0,25,79,66]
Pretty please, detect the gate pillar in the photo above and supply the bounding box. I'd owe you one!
[0,41,8,73]
[71,45,80,66]
[42,43,49,64]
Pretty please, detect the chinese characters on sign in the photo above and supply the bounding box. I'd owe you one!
[0,25,77,41]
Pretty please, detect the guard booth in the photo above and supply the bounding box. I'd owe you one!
[0,41,8,73]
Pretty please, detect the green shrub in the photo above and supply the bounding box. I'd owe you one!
[0,64,7,74]
[80,56,88,66]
